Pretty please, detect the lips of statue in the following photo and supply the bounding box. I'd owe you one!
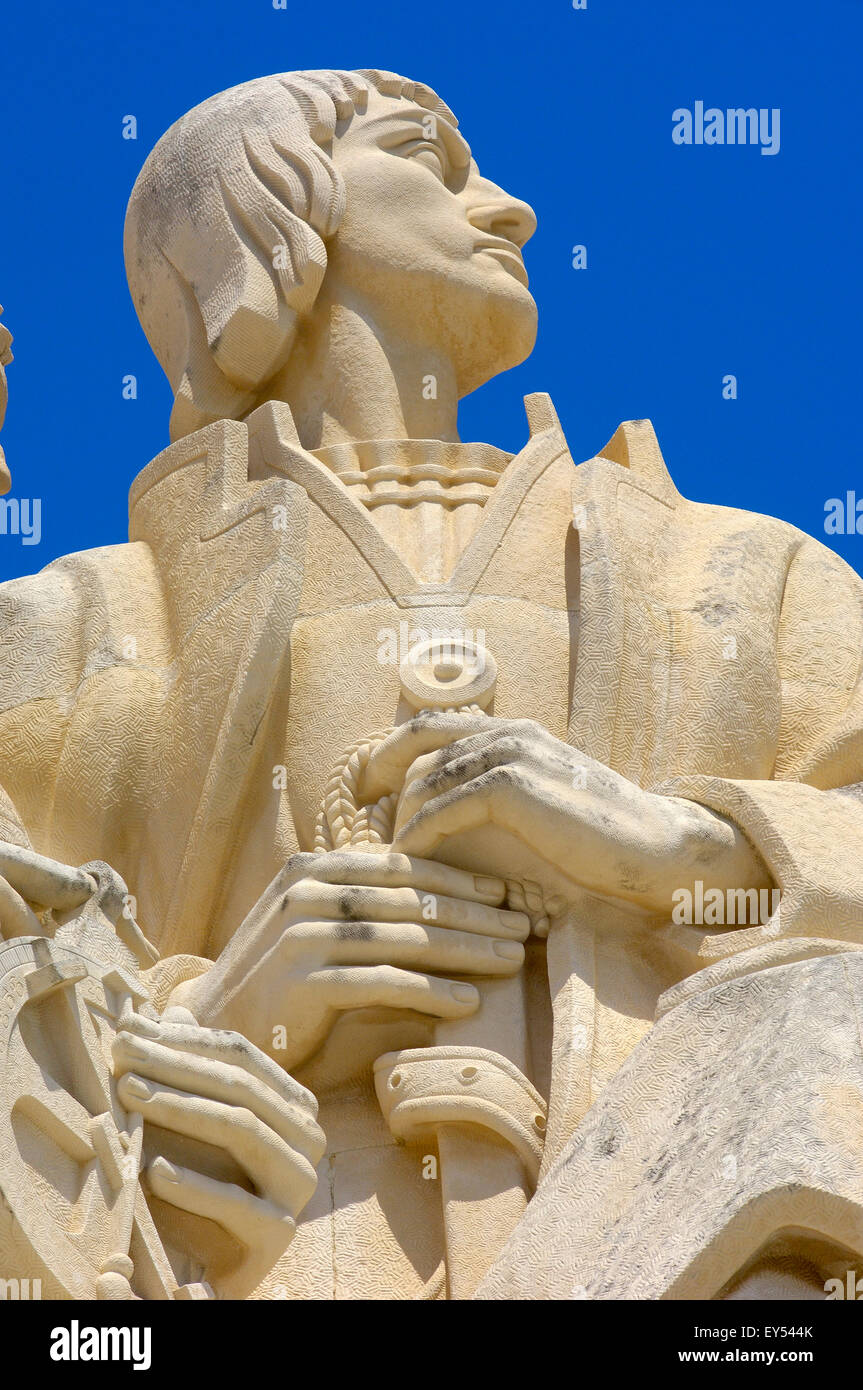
[326,91,539,399]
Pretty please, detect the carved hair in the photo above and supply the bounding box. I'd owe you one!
[124,69,455,441]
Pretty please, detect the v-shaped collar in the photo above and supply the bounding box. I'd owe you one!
[246,394,572,609]
[129,396,682,616]
[125,398,683,952]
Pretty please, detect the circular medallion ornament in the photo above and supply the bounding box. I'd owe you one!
[398,636,497,712]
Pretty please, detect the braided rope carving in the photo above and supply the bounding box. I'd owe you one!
[314,705,482,852]
[313,707,561,934]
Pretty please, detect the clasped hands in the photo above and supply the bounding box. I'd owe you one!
[185,711,771,1072]
[0,714,770,1293]
[148,712,770,1286]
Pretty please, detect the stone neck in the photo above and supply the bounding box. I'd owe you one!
[309,437,515,585]
[309,436,513,505]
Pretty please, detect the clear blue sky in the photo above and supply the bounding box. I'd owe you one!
[1,0,861,580]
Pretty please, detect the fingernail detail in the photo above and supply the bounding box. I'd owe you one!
[500,911,529,934]
[451,983,478,1003]
[123,1075,152,1100]
[493,939,523,960]
[475,875,504,897]
[152,1158,180,1184]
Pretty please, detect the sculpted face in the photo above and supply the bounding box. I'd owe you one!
[325,90,539,397]
[0,314,11,431]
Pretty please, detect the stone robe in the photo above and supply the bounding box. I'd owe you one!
[2,393,863,1297]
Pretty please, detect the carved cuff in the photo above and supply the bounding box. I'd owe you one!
[374,1045,547,1184]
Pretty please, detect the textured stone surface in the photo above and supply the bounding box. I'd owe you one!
[477,951,863,1300]
[1,68,863,1300]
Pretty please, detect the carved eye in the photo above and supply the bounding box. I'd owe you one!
[405,140,448,180]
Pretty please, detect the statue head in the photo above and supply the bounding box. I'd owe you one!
[125,69,537,442]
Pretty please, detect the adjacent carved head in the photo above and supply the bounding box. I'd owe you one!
[125,70,537,441]
[0,309,13,493]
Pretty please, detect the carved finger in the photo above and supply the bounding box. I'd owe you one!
[304,964,480,1019]
[0,873,42,938]
[117,1076,319,1214]
[362,712,500,800]
[286,879,528,939]
[146,1156,296,1299]
[112,1031,325,1164]
[299,850,506,905]
[212,851,507,980]
[398,733,559,825]
[0,843,95,912]
[282,919,525,975]
[118,1013,318,1115]
[397,745,509,826]
[393,768,511,853]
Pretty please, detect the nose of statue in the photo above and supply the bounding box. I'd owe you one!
[467,189,537,249]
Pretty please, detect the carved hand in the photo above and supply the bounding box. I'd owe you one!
[177,850,530,1076]
[0,840,160,957]
[0,841,97,938]
[363,713,771,917]
[112,1009,325,1299]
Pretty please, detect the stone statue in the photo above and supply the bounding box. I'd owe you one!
[0,310,12,494]
[2,68,863,1301]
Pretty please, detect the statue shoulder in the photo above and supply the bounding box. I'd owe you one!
[0,539,166,710]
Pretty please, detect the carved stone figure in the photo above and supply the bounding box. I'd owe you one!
[0,310,12,494]
[2,69,863,1301]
